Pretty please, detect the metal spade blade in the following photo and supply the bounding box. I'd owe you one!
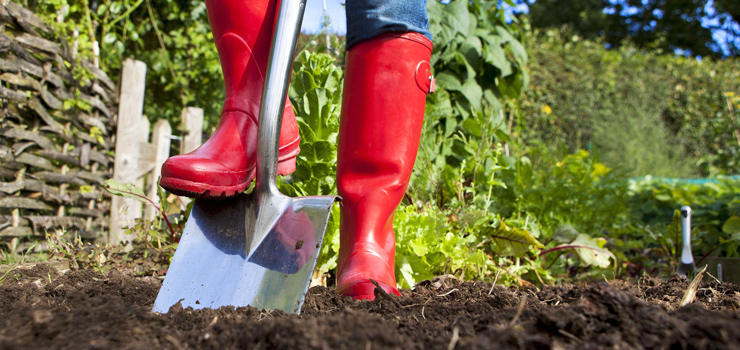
[152,194,335,313]
[153,0,338,314]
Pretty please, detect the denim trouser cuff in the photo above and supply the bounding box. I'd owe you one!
[346,0,433,49]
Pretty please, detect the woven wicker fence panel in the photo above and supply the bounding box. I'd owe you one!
[0,2,118,252]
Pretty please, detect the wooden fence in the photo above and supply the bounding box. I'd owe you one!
[0,2,117,253]
[0,2,204,251]
[108,60,203,243]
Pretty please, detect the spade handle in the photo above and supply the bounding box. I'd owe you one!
[680,206,693,264]
[256,0,306,196]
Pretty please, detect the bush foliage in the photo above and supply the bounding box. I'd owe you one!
[519,29,740,177]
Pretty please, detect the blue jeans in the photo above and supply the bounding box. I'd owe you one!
[346,0,432,49]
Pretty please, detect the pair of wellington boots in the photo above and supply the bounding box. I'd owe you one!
[159,0,434,300]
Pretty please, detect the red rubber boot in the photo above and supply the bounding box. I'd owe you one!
[335,32,434,300]
[159,0,300,199]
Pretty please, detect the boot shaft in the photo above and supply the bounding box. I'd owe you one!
[336,32,433,297]
[337,32,434,226]
[205,0,283,116]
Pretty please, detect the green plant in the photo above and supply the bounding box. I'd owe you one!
[518,28,740,176]
[104,179,179,241]
[27,0,223,130]
[0,241,40,265]
[428,0,528,118]
[0,267,18,284]
[279,50,343,278]
[628,177,740,260]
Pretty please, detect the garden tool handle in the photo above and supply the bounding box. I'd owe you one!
[256,0,306,196]
[680,206,693,264]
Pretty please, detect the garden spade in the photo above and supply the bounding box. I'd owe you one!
[152,0,338,314]
[677,205,696,279]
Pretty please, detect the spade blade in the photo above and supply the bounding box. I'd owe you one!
[152,193,336,314]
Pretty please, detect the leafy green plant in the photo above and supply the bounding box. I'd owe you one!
[428,0,528,117]
[628,177,740,259]
[280,50,343,278]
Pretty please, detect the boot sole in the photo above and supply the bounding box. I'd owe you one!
[159,155,297,200]
[336,279,400,301]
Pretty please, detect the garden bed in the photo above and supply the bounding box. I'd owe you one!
[1,264,739,349]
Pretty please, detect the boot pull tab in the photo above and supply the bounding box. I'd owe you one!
[415,61,434,94]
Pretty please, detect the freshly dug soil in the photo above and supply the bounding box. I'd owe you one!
[1,264,739,349]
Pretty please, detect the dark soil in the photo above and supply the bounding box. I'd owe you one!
[1,264,740,349]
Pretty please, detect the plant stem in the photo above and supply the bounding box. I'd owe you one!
[538,244,608,257]
[108,187,177,242]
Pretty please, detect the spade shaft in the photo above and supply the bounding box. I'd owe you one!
[256,0,304,195]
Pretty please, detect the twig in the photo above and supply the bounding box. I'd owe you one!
[207,315,219,328]
[106,0,145,28]
[705,271,722,284]
[558,329,583,344]
[369,279,402,308]
[508,295,527,328]
[438,289,459,297]
[447,326,460,350]
[489,269,501,295]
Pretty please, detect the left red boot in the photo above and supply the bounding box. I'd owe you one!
[159,0,300,200]
[335,32,434,300]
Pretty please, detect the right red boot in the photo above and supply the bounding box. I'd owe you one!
[159,0,300,199]
[336,32,434,300]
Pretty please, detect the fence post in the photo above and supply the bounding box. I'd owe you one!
[144,119,172,221]
[110,59,147,244]
[181,107,203,154]
[132,118,150,220]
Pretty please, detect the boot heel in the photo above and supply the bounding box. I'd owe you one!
[276,154,297,176]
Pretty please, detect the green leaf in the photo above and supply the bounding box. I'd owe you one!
[445,0,470,36]
[436,72,463,92]
[560,234,615,268]
[103,33,117,44]
[399,257,416,289]
[294,70,317,95]
[486,45,512,76]
[484,220,544,257]
[494,128,510,142]
[300,140,335,163]
[460,80,483,109]
[104,179,146,199]
[483,89,502,110]
[722,216,740,234]
[409,236,430,257]
[462,118,482,138]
